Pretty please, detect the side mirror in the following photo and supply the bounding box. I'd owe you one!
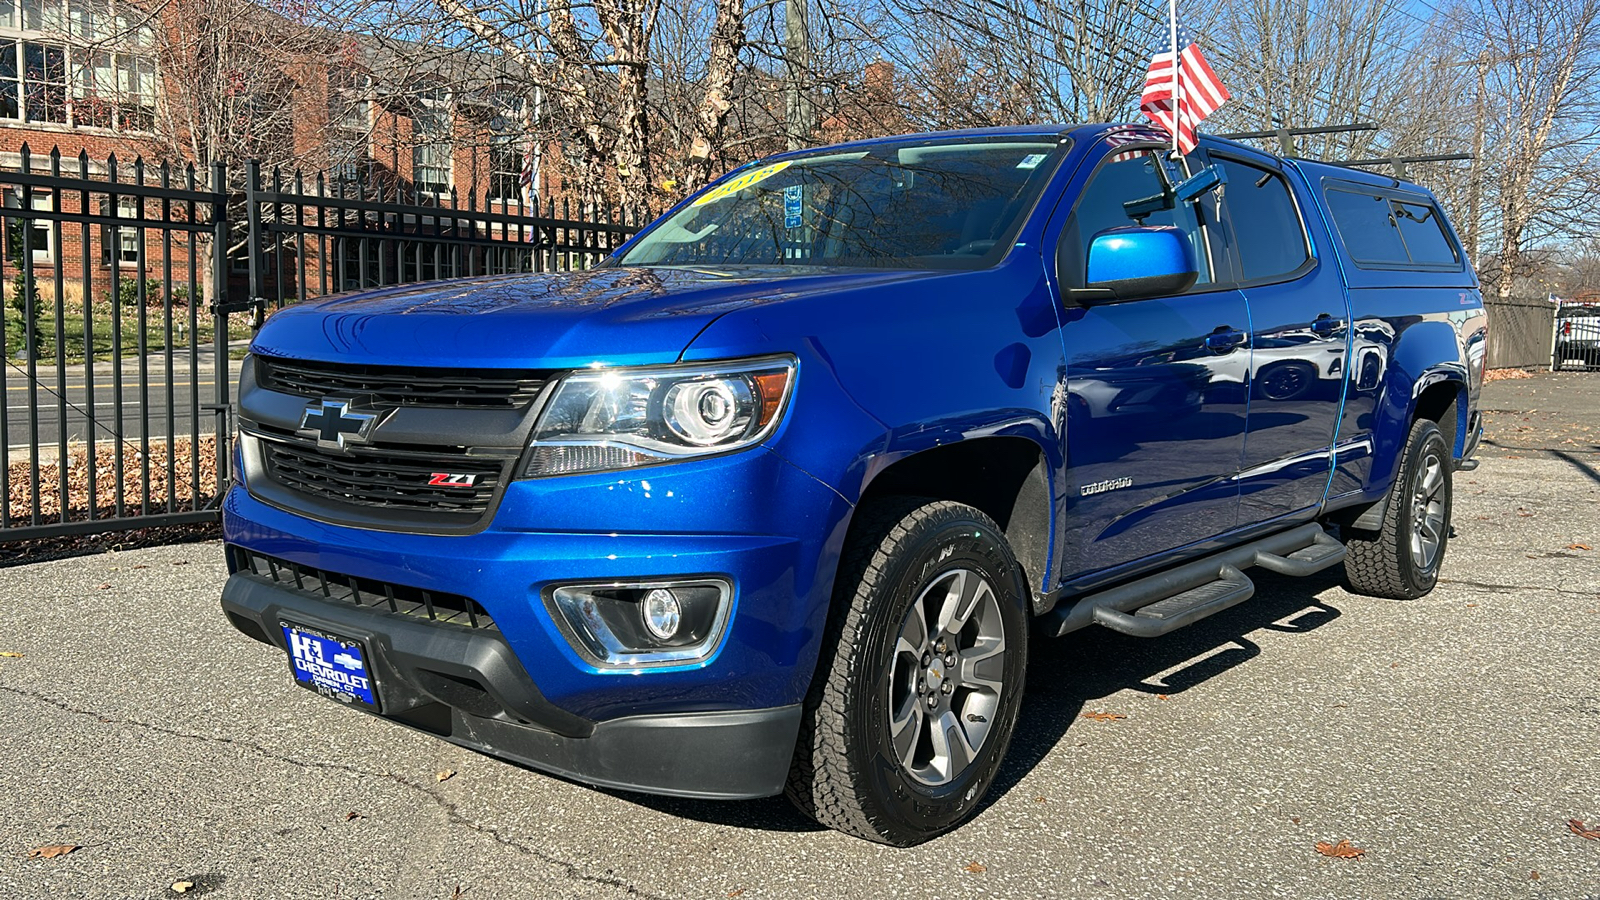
[1079,226,1198,303]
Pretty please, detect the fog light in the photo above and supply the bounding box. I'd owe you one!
[546,579,733,669]
[641,588,681,640]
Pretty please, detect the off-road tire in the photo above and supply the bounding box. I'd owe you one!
[1344,417,1453,599]
[785,498,1029,846]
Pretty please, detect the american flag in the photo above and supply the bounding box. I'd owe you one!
[1105,131,1153,164]
[1140,23,1230,156]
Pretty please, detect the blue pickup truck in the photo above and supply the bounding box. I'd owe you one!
[220,123,1487,846]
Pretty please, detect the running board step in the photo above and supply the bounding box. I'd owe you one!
[1252,530,1346,576]
[1091,565,1254,637]
[1045,522,1347,639]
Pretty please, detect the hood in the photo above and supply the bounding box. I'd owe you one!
[249,265,940,369]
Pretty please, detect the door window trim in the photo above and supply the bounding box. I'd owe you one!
[1207,149,1318,290]
[1053,139,1235,298]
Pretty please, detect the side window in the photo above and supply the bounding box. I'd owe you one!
[1061,149,1213,289]
[1214,157,1309,282]
[1391,201,1458,266]
[1324,187,1409,265]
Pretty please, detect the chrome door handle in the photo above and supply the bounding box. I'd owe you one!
[1310,314,1345,335]
[1205,327,1246,353]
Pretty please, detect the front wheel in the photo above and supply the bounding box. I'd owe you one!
[1344,417,1453,599]
[786,498,1029,846]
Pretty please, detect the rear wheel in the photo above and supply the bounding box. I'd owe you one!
[786,498,1028,846]
[1344,417,1453,599]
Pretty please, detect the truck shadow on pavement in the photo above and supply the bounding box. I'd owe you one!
[607,571,1346,836]
[991,570,1345,804]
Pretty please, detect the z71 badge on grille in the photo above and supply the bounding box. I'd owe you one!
[428,472,480,488]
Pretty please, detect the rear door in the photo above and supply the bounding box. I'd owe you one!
[1210,151,1351,526]
[1052,144,1251,580]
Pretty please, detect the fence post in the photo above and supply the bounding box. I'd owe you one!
[246,160,265,316]
[211,160,232,495]
[1551,299,1561,372]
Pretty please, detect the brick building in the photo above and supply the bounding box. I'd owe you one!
[0,0,539,301]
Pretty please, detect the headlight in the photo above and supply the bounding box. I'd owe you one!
[520,356,796,477]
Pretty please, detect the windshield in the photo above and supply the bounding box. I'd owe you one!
[620,138,1062,270]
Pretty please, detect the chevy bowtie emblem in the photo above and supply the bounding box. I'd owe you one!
[299,399,382,451]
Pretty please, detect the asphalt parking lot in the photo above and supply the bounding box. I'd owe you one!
[1,372,1598,900]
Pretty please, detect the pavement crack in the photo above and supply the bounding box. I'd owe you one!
[0,684,672,899]
[1438,578,1599,598]
[0,684,393,778]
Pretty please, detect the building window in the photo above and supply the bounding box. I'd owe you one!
[6,191,55,264]
[328,67,373,190]
[410,89,451,196]
[99,195,137,263]
[486,90,526,204]
[0,0,156,132]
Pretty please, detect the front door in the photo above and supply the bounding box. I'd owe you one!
[1053,145,1250,581]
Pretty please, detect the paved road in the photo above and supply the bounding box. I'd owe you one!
[0,389,1597,898]
[2,354,240,452]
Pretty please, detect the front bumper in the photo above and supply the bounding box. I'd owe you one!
[221,445,852,799]
[222,572,801,798]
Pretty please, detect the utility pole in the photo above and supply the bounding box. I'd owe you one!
[784,0,812,150]
[1451,52,1491,270]
[1450,47,1536,274]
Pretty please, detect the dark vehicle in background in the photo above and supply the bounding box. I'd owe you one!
[220,124,1487,846]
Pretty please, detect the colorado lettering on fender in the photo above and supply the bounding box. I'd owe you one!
[1081,476,1134,496]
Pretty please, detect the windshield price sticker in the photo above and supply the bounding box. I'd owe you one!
[784,184,804,228]
[692,161,793,208]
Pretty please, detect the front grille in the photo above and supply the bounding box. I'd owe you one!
[260,433,504,516]
[256,357,548,410]
[229,545,496,630]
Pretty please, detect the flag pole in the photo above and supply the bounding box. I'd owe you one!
[1169,0,1180,158]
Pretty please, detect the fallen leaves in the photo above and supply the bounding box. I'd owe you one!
[435,770,456,783]
[1080,711,1126,722]
[344,811,366,822]
[1314,839,1366,860]
[0,651,22,659]
[1569,819,1600,840]
[28,844,80,859]
[1530,870,1541,881]
[962,861,987,874]
[1567,543,1592,551]
[171,881,194,894]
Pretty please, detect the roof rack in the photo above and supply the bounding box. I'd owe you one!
[1213,123,1472,179]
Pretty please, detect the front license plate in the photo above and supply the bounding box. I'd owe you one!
[280,622,379,710]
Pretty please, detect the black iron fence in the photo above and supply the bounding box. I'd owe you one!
[0,145,640,544]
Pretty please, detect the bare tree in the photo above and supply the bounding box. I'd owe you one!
[1197,0,1469,160]
[155,0,330,173]
[377,0,754,217]
[825,0,1157,131]
[1449,0,1600,296]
